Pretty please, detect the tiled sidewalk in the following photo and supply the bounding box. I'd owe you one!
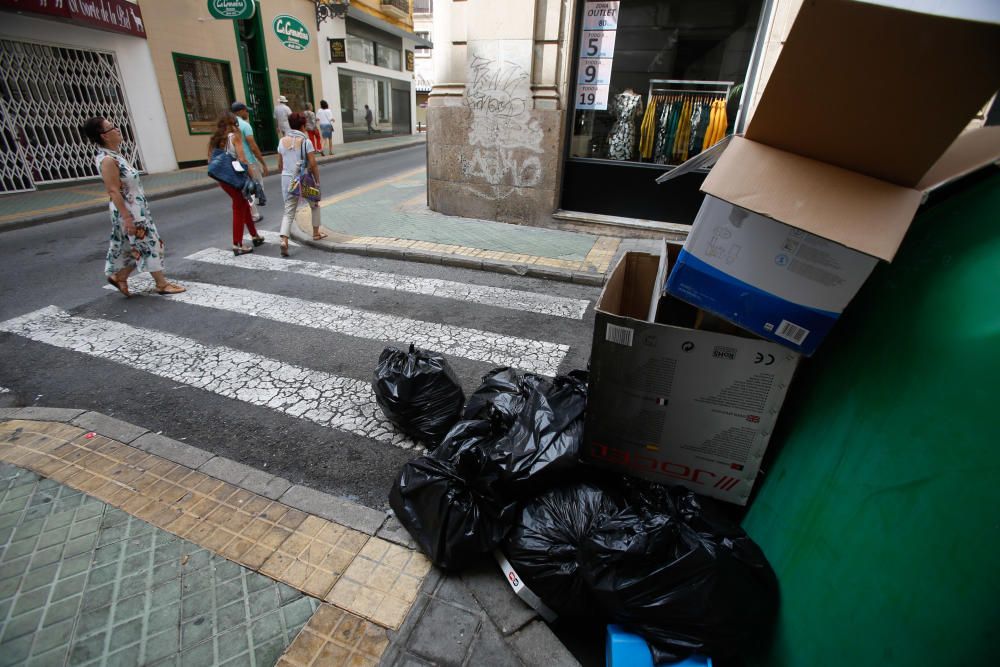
[0,412,578,667]
[291,168,623,286]
[0,135,426,229]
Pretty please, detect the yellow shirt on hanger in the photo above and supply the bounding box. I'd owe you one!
[639,97,658,159]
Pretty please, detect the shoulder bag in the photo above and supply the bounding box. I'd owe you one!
[288,137,321,203]
[207,134,249,190]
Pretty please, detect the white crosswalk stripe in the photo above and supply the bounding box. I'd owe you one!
[0,307,423,451]
[185,248,590,320]
[108,277,567,376]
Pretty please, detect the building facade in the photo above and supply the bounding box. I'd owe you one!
[0,0,176,193]
[426,0,802,235]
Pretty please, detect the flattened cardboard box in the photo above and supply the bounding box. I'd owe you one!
[658,0,1000,355]
[584,247,799,505]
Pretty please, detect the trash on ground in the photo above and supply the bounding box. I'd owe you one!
[373,344,465,447]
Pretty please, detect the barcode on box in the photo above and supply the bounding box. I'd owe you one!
[605,323,633,346]
[776,320,810,344]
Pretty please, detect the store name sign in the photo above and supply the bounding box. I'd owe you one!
[207,0,255,20]
[576,1,619,110]
[0,0,147,38]
[273,14,310,51]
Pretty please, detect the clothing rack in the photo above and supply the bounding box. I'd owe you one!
[639,79,735,166]
[647,79,734,100]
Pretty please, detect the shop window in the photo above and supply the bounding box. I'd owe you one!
[347,35,374,65]
[376,43,401,70]
[277,70,314,113]
[172,53,235,134]
[415,31,431,56]
[568,0,763,167]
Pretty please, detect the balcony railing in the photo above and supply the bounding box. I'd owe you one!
[381,0,410,20]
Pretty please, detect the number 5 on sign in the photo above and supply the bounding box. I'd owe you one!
[579,30,616,58]
[576,84,609,110]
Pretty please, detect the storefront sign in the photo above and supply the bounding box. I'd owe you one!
[582,0,619,30]
[328,38,346,63]
[0,0,148,38]
[273,14,309,51]
[207,0,255,20]
[575,1,618,110]
[405,49,414,72]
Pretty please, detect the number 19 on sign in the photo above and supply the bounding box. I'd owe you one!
[577,85,609,110]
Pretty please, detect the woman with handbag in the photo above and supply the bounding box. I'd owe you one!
[207,114,264,255]
[276,112,324,257]
[83,116,185,296]
[303,102,322,155]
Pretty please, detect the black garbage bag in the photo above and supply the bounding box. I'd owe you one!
[389,367,588,570]
[503,481,779,660]
[434,367,588,497]
[388,420,517,570]
[374,344,465,446]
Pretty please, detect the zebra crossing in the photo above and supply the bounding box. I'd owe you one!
[0,245,596,457]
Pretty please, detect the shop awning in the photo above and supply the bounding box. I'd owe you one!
[347,7,433,48]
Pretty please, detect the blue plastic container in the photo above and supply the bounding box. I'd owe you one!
[605,625,713,667]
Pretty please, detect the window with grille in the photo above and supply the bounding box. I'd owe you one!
[414,0,432,14]
[172,54,235,134]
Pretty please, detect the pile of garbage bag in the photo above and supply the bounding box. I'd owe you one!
[382,361,778,660]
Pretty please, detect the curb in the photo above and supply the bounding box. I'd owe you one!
[0,406,578,665]
[289,228,608,287]
[0,139,426,235]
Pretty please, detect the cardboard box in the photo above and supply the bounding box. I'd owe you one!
[584,245,800,505]
[658,0,1000,355]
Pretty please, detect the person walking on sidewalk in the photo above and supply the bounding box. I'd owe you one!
[303,102,322,155]
[84,116,185,297]
[316,100,335,156]
[274,95,292,139]
[364,104,375,135]
[207,114,264,255]
[231,101,269,223]
[277,112,325,257]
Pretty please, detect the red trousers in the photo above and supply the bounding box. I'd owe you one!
[219,182,258,246]
[307,128,322,152]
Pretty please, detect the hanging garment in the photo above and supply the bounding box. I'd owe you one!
[680,100,701,162]
[638,97,658,160]
[607,91,643,160]
[706,99,729,148]
[702,100,721,152]
[665,99,683,162]
[653,100,673,164]
[671,98,692,161]
[690,100,712,155]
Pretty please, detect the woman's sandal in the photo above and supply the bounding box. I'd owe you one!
[155,282,186,295]
[233,245,253,256]
[280,238,289,257]
[106,274,130,298]
[312,231,328,241]
[251,235,266,247]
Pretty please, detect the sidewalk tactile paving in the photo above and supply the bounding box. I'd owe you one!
[275,603,388,667]
[326,537,431,629]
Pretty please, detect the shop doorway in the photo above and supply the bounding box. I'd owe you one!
[0,39,142,193]
[277,70,313,113]
[235,10,276,151]
[391,88,410,135]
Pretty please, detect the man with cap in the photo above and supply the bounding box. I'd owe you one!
[231,102,269,222]
[274,95,292,139]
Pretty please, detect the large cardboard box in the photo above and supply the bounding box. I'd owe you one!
[584,245,800,505]
[659,0,1000,355]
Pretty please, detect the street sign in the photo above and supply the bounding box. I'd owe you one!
[207,0,255,20]
[273,14,310,51]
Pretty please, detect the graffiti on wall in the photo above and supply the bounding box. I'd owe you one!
[461,41,543,201]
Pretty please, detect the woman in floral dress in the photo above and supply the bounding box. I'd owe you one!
[84,116,185,297]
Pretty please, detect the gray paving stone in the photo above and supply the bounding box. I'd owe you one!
[403,249,444,264]
[11,407,86,422]
[198,457,257,486]
[509,621,580,667]
[390,652,435,667]
[237,469,291,501]
[407,599,480,667]
[441,256,484,271]
[69,412,147,444]
[0,407,21,419]
[467,618,524,667]
[278,485,385,535]
[433,576,479,613]
[571,272,604,286]
[376,515,417,550]
[131,433,213,469]
[461,560,537,636]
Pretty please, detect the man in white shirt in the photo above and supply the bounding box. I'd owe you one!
[231,101,269,221]
[274,95,292,139]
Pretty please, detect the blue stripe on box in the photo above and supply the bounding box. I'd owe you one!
[666,249,840,356]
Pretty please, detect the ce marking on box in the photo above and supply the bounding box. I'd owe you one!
[754,352,775,365]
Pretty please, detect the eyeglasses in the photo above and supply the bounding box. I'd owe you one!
[100,125,118,134]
